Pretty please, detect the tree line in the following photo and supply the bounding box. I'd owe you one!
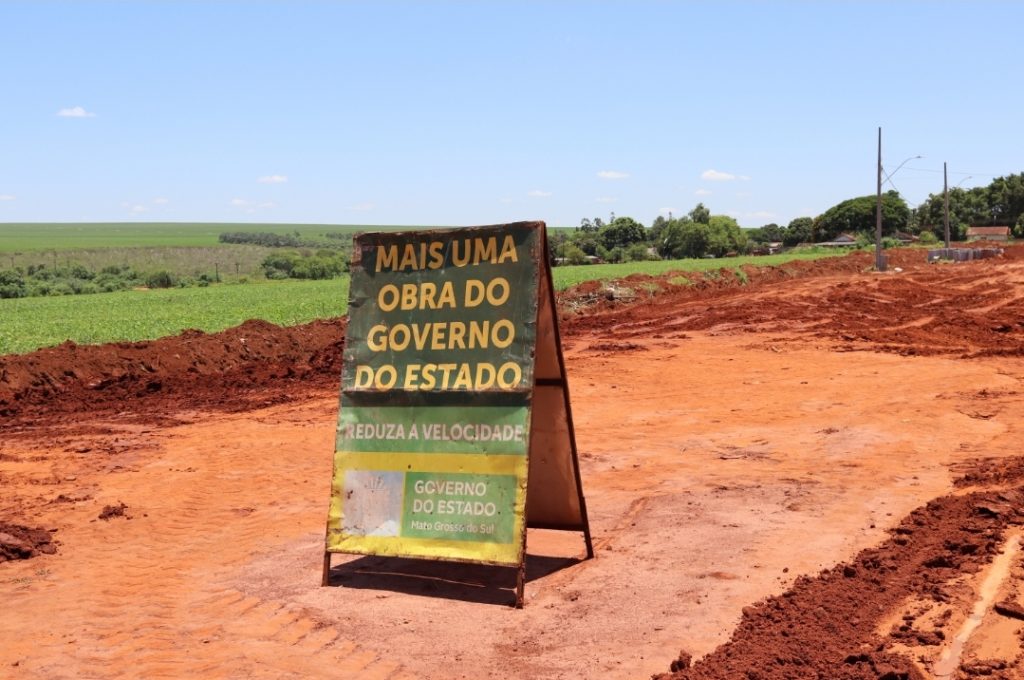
[553,172,1022,264]
[550,204,751,265]
[751,172,1024,245]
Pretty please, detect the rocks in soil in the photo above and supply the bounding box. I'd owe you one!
[0,522,57,562]
[993,600,1024,621]
[98,502,129,520]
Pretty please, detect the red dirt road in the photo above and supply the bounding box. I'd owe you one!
[3,247,1024,679]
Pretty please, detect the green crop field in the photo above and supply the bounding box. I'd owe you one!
[0,278,349,355]
[0,222,412,252]
[549,251,845,289]
[0,250,841,356]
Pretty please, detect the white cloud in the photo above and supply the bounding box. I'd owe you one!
[153,197,169,205]
[597,170,629,180]
[347,202,375,211]
[0,194,15,201]
[527,190,552,198]
[57,106,96,118]
[595,196,616,203]
[257,201,276,209]
[231,198,249,206]
[257,174,288,184]
[129,204,147,214]
[694,188,712,196]
[701,169,750,181]
[747,210,776,220]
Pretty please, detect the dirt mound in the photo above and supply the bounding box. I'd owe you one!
[2,250,879,422]
[558,247,934,320]
[563,245,1024,357]
[2,246,1022,423]
[0,318,345,421]
[658,464,1024,680]
[0,522,57,562]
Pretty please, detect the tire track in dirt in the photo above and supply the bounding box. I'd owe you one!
[1,407,412,679]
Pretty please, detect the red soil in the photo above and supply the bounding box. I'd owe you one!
[0,318,345,421]
[0,522,57,562]
[3,244,1024,678]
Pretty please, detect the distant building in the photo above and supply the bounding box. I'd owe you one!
[751,241,784,255]
[966,226,1011,241]
[816,233,859,247]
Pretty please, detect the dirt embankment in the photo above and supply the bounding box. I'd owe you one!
[5,246,1022,423]
[0,318,345,422]
[562,245,1024,358]
[658,472,1024,679]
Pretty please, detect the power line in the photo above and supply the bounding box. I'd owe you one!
[898,166,1002,178]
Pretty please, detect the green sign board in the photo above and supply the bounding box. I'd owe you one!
[326,223,542,565]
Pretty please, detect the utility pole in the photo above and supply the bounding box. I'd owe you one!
[943,162,951,248]
[875,127,885,271]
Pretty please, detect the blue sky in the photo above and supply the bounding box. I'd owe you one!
[2,1,1022,228]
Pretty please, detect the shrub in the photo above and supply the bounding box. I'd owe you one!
[262,250,347,280]
[0,269,26,299]
[94,272,135,293]
[625,243,655,262]
[146,270,177,288]
[562,244,589,265]
[49,282,75,296]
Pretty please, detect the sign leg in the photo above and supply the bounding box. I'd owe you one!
[515,560,526,608]
[322,551,332,587]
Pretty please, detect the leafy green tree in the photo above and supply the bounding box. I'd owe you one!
[912,173,1024,239]
[912,187,988,241]
[547,230,570,264]
[571,232,601,256]
[599,216,647,251]
[561,243,589,265]
[689,203,711,225]
[650,215,669,243]
[624,242,655,262]
[660,220,704,259]
[749,223,785,244]
[784,217,814,246]
[814,191,909,241]
[985,173,1024,228]
[706,215,746,257]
